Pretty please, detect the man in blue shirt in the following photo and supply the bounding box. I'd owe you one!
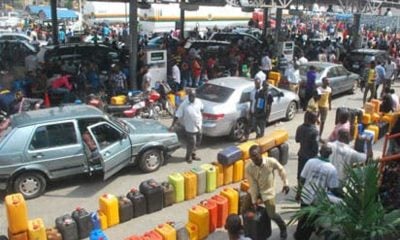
[375,61,386,98]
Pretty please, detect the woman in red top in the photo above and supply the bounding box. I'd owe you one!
[192,56,202,87]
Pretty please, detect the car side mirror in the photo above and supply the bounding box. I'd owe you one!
[121,132,128,139]
[279,92,284,97]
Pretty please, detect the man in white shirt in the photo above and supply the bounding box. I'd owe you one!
[260,51,272,74]
[171,61,181,91]
[294,144,341,240]
[284,63,301,94]
[385,59,396,89]
[390,89,400,111]
[170,90,204,163]
[327,129,372,184]
[296,54,308,66]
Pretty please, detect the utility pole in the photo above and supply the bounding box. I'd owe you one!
[51,0,59,45]
[129,0,138,90]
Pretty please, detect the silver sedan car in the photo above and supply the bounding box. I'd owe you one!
[197,77,299,140]
[299,62,360,96]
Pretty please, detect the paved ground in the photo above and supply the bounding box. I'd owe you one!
[0,82,397,239]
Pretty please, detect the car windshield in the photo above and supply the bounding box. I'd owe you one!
[350,53,376,62]
[196,83,234,103]
[106,115,130,133]
[298,65,324,79]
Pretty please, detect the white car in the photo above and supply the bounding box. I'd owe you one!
[0,33,48,46]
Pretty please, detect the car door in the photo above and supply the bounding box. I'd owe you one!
[87,122,131,180]
[337,66,353,92]
[25,121,86,179]
[326,67,341,95]
[268,87,287,122]
[237,87,252,120]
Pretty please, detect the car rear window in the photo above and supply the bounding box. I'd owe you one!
[196,83,234,103]
[299,65,324,79]
[350,53,376,62]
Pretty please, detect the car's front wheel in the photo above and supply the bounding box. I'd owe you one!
[139,149,163,173]
[13,172,47,199]
[285,101,297,121]
[230,118,247,141]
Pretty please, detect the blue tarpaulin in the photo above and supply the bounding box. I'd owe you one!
[26,5,78,19]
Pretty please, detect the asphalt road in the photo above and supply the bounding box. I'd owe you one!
[1,82,397,240]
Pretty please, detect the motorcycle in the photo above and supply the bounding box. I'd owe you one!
[122,90,162,119]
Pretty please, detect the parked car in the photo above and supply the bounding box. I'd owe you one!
[184,40,231,56]
[0,40,38,66]
[0,105,180,199]
[0,32,48,46]
[37,43,119,71]
[197,77,299,140]
[299,62,359,96]
[343,49,390,75]
[209,32,262,48]
[146,35,180,49]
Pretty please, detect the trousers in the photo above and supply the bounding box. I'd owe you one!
[185,131,202,160]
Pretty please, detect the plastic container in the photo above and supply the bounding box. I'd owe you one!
[382,113,396,130]
[238,140,258,160]
[370,99,381,113]
[271,129,289,146]
[211,162,224,187]
[362,113,371,125]
[161,182,176,207]
[200,164,217,193]
[155,224,177,240]
[200,200,218,233]
[188,205,209,240]
[220,188,239,214]
[168,222,189,240]
[364,130,376,144]
[5,193,29,234]
[55,214,79,240]
[182,172,197,200]
[267,147,280,162]
[191,167,206,195]
[168,173,185,203]
[139,179,164,213]
[142,230,163,240]
[126,188,147,218]
[45,228,62,240]
[233,160,244,183]
[367,124,379,142]
[71,207,93,239]
[97,211,108,230]
[210,195,229,228]
[89,212,109,240]
[240,179,250,192]
[371,112,380,123]
[111,95,127,105]
[118,196,134,223]
[89,228,109,240]
[279,142,289,166]
[167,93,175,107]
[28,218,46,240]
[99,194,119,227]
[185,223,198,240]
[8,229,28,240]
[364,102,375,114]
[268,71,281,82]
[223,164,233,185]
[256,135,276,153]
[217,146,242,165]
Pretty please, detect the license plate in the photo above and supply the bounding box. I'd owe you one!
[352,64,359,69]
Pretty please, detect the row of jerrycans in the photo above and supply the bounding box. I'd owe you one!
[125,187,242,240]
[186,187,242,240]
[168,162,247,204]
